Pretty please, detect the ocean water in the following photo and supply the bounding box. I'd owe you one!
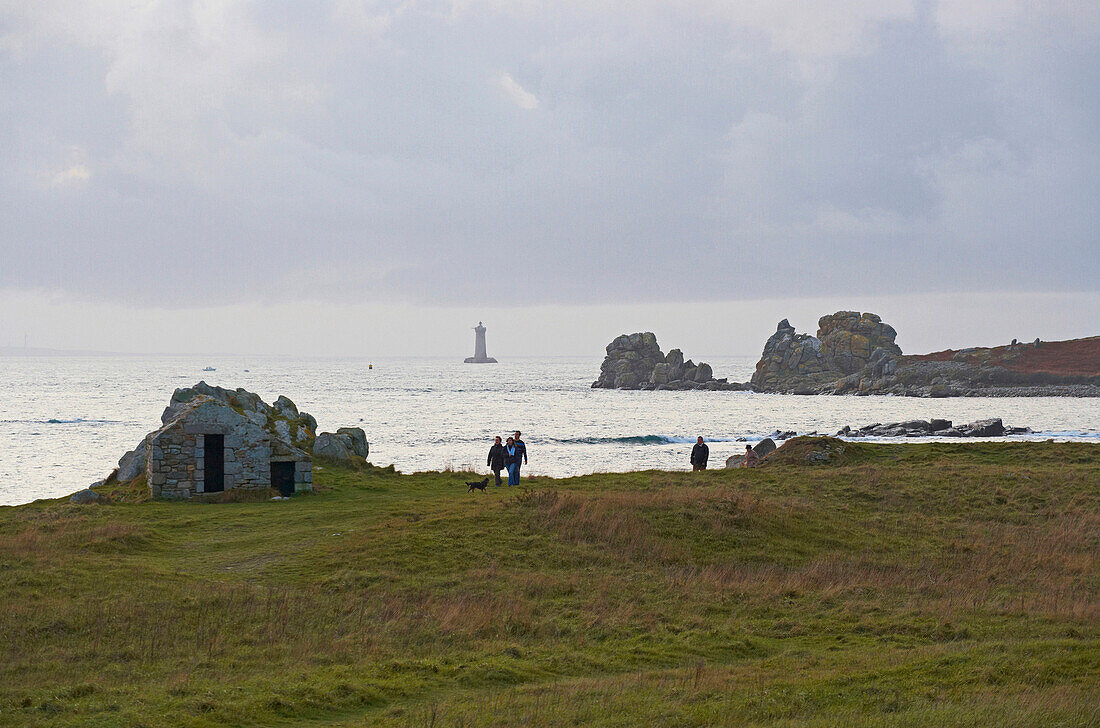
[2,355,1098,506]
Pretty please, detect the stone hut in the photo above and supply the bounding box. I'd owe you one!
[145,395,312,499]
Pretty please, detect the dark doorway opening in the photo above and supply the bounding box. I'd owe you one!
[203,434,225,493]
[271,462,295,497]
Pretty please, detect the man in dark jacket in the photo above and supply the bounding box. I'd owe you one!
[690,436,709,471]
[512,431,528,484]
[487,436,506,486]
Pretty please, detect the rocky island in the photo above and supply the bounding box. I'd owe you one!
[593,312,1100,396]
[591,332,748,390]
[750,311,1100,397]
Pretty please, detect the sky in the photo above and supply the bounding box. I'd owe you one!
[1,1,1097,357]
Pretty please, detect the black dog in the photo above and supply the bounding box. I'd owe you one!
[466,477,489,492]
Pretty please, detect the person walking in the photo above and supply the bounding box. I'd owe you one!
[504,437,519,486]
[487,436,507,486]
[690,436,709,471]
[512,431,528,485]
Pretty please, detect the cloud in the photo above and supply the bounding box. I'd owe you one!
[496,71,539,109]
[50,164,90,186]
[0,1,1095,312]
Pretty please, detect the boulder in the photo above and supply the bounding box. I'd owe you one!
[752,438,777,458]
[930,419,952,431]
[314,432,353,461]
[117,439,147,482]
[70,489,100,505]
[273,395,299,419]
[336,427,369,458]
[694,363,713,383]
[963,418,1005,437]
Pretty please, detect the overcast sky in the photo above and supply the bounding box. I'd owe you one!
[1,1,1097,356]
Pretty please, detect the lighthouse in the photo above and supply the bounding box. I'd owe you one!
[464,321,498,363]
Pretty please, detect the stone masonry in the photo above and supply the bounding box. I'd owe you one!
[146,395,311,499]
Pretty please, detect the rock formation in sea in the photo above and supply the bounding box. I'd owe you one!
[749,312,1100,397]
[591,332,747,390]
[751,312,902,394]
[835,418,1029,438]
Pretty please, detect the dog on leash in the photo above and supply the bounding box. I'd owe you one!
[466,477,489,492]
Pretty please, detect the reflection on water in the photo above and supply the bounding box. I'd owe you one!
[1,355,1097,505]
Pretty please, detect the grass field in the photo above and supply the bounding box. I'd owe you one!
[1,439,1097,727]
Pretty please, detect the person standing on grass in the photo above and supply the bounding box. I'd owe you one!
[505,437,519,486]
[511,431,528,485]
[487,436,507,486]
[690,436,709,471]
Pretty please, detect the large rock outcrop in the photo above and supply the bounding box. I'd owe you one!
[313,427,369,463]
[160,382,319,451]
[817,311,901,375]
[592,333,744,391]
[751,312,901,393]
[750,314,1099,397]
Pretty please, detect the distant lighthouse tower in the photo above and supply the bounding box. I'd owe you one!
[464,321,498,363]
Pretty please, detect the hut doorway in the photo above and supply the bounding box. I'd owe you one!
[203,434,225,492]
[271,461,295,497]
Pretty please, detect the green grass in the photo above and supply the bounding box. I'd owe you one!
[1,440,1097,727]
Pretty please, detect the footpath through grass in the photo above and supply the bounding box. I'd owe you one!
[0,440,1097,727]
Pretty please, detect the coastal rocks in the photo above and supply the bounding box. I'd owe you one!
[817,311,901,375]
[750,319,835,391]
[838,418,1027,438]
[724,437,777,468]
[592,333,664,389]
[961,418,1006,437]
[337,427,369,458]
[314,427,369,462]
[69,489,100,505]
[753,438,778,458]
[314,433,352,461]
[117,440,147,482]
[592,333,740,390]
[750,312,901,393]
[751,319,1100,397]
[164,382,318,452]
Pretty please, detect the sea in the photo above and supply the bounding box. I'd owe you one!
[2,355,1098,506]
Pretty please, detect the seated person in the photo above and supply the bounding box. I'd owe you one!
[743,444,760,468]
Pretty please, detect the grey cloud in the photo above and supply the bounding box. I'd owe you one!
[0,1,1096,308]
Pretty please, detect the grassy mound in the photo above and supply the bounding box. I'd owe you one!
[1,442,1097,727]
[762,435,870,466]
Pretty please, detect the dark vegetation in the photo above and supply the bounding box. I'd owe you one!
[908,335,1100,381]
[1,441,1097,726]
